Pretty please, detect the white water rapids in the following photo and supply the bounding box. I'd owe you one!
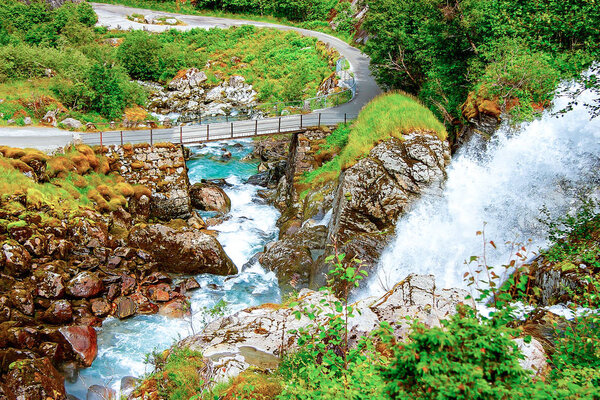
[368,83,600,297]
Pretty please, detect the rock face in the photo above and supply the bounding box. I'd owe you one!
[58,326,98,367]
[189,182,231,214]
[259,225,327,292]
[329,133,450,243]
[0,357,66,400]
[104,144,192,220]
[180,274,469,384]
[128,223,237,275]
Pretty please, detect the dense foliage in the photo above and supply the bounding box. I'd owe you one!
[362,0,600,126]
[0,0,336,126]
[193,0,337,22]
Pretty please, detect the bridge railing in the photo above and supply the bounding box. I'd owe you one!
[82,111,358,147]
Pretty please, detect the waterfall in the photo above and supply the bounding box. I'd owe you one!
[368,82,600,297]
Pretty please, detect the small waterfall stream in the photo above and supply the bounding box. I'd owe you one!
[369,84,600,296]
[66,139,281,399]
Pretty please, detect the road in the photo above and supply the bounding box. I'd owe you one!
[0,3,381,149]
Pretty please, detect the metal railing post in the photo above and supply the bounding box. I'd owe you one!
[231,122,234,138]
[179,126,183,144]
[207,124,209,141]
[300,114,303,129]
[344,113,347,124]
[150,129,153,146]
[100,131,103,148]
[318,113,321,127]
[255,120,258,136]
[120,131,123,146]
[278,118,281,133]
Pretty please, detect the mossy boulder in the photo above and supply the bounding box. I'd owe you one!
[189,182,231,214]
[1,357,66,400]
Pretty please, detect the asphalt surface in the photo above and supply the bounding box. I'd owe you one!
[0,3,382,149]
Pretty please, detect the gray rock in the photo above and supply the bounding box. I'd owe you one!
[329,133,450,244]
[189,182,231,214]
[87,384,116,400]
[23,117,32,125]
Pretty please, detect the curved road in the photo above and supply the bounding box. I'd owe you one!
[0,3,381,149]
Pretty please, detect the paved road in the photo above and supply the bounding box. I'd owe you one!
[0,3,381,149]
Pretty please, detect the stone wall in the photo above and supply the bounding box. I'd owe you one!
[105,143,192,220]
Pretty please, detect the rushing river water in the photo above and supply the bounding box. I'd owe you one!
[66,140,281,399]
[369,83,600,296]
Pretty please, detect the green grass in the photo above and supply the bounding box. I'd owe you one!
[302,92,447,189]
[95,0,353,43]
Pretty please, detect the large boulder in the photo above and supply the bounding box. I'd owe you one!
[58,325,98,367]
[189,182,231,214]
[180,274,468,383]
[128,224,236,275]
[1,240,32,277]
[66,272,103,298]
[259,225,327,293]
[1,357,66,400]
[328,133,450,244]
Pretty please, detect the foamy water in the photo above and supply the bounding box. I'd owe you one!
[368,82,600,297]
[66,139,280,398]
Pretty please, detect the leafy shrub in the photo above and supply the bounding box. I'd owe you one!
[117,31,163,81]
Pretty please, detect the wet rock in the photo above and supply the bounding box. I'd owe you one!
[1,240,32,277]
[115,296,137,319]
[329,134,450,244]
[9,287,34,316]
[42,300,73,324]
[189,182,231,214]
[35,270,66,299]
[158,298,190,318]
[90,298,111,317]
[8,225,33,243]
[114,246,136,260]
[147,283,171,302]
[59,325,97,367]
[1,357,66,400]
[23,235,48,257]
[259,225,327,293]
[87,384,116,400]
[67,272,104,298]
[247,161,286,188]
[120,376,139,398]
[182,277,200,291]
[128,223,237,275]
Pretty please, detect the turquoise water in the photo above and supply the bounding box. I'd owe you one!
[66,139,281,399]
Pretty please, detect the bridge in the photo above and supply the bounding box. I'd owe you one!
[0,4,380,150]
[82,111,357,147]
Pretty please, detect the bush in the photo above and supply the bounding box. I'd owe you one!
[117,31,163,81]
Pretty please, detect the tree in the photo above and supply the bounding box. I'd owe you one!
[117,31,163,81]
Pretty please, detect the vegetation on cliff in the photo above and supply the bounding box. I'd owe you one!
[301,92,447,189]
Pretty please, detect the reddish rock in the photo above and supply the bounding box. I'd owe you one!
[66,272,103,298]
[9,288,34,316]
[47,239,72,260]
[107,255,122,268]
[159,298,190,319]
[10,326,38,349]
[2,240,32,277]
[35,270,66,299]
[121,274,137,295]
[59,325,97,367]
[90,298,111,317]
[115,296,137,319]
[23,235,47,257]
[106,283,120,301]
[114,246,136,260]
[42,300,73,324]
[38,341,63,363]
[148,284,171,302]
[7,225,33,244]
[1,357,66,400]
[142,271,172,285]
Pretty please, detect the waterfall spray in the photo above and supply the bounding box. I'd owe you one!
[368,82,600,297]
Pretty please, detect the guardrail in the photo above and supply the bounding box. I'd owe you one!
[81,111,357,147]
